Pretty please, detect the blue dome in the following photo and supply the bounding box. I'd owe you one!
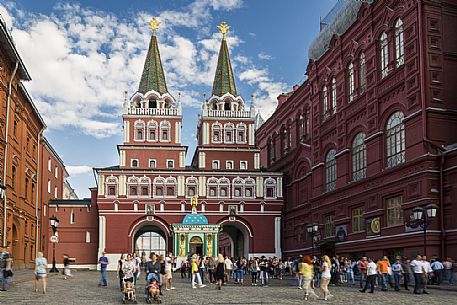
[182,213,208,225]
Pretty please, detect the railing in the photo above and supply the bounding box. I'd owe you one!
[206,110,252,118]
[127,108,178,116]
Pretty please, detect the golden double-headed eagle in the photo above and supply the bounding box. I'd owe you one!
[191,195,198,210]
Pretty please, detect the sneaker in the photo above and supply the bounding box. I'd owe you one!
[166,288,170,291]
[192,286,197,289]
[298,286,302,289]
[170,287,175,290]
[199,285,206,288]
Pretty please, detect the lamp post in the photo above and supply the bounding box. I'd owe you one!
[49,215,59,273]
[408,204,439,257]
[306,223,320,258]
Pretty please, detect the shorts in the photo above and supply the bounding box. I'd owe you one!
[165,270,172,279]
[36,273,47,279]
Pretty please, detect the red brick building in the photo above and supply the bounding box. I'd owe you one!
[256,0,457,260]
[94,21,283,269]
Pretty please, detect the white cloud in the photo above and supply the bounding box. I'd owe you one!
[66,165,93,175]
[258,52,273,60]
[1,0,285,137]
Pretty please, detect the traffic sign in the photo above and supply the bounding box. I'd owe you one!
[50,235,58,243]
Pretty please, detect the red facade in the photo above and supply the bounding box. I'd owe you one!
[256,0,457,260]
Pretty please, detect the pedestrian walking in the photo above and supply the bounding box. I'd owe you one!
[411,255,425,294]
[224,256,232,284]
[357,257,368,289]
[391,258,403,291]
[0,246,13,291]
[431,258,444,285]
[301,256,319,300]
[215,254,225,290]
[117,254,125,291]
[377,256,390,291]
[401,257,412,290]
[34,252,47,294]
[320,255,332,300]
[165,252,175,290]
[191,254,206,288]
[250,258,259,286]
[98,251,109,287]
[360,257,377,293]
[444,257,454,285]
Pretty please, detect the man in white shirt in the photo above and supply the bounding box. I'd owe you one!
[421,256,431,294]
[360,257,377,293]
[224,256,233,284]
[411,255,425,294]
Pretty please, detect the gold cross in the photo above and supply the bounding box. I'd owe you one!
[148,17,161,34]
[217,22,230,38]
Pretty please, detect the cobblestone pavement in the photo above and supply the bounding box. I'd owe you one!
[0,271,456,305]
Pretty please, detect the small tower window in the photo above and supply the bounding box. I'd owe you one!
[149,99,157,109]
[224,101,231,111]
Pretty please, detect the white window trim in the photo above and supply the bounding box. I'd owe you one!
[226,160,234,170]
[85,231,90,243]
[160,122,171,143]
[212,160,220,170]
[224,124,235,144]
[131,159,139,168]
[235,124,247,144]
[149,159,157,168]
[48,159,51,172]
[212,123,223,144]
[54,167,58,179]
[166,159,174,169]
[70,209,75,224]
[47,180,51,193]
[240,161,248,170]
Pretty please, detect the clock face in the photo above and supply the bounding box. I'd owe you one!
[371,218,381,234]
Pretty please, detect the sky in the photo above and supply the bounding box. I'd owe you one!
[0,0,337,198]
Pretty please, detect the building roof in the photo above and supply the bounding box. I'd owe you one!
[212,37,238,97]
[182,213,209,225]
[48,198,91,206]
[18,82,47,129]
[308,0,373,61]
[138,32,168,94]
[0,14,31,81]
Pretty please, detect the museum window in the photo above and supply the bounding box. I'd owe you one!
[31,182,35,202]
[160,121,171,142]
[352,207,365,233]
[281,127,288,155]
[212,160,220,170]
[331,77,336,111]
[148,120,158,141]
[297,115,304,142]
[352,133,366,181]
[236,124,246,143]
[324,214,335,238]
[166,186,175,197]
[148,99,157,109]
[395,19,404,68]
[359,52,366,94]
[129,186,138,196]
[131,159,139,168]
[70,210,75,224]
[47,179,50,193]
[187,186,196,197]
[134,121,145,141]
[212,124,222,143]
[167,160,174,168]
[186,177,198,197]
[386,112,405,168]
[209,187,217,197]
[141,186,149,196]
[322,85,328,118]
[234,187,242,198]
[220,187,228,198]
[25,178,29,201]
[149,160,156,168]
[245,187,253,198]
[264,178,276,199]
[348,63,355,102]
[387,196,403,227]
[155,187,163,197]
[380,32,389,79]
[240,161,247,170]
[108,186,116,196]
[325,149,337,192]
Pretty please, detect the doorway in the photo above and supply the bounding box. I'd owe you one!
[133,225,166,258]
[189,236,203,256]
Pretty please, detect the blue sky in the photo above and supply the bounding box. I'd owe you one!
[0,0,337,198]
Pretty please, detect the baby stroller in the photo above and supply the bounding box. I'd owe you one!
[145,272,162,304]
[122,276,137,304]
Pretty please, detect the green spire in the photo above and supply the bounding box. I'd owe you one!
[212,23,238,97]
[138,18,168,94]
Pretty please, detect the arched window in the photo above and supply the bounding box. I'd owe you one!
[304,108,310,138]
[380,32,389,78]
[352,133,366,181]
[267,138,273,164]
[207,177,218,198]
[160,121,171,142]
[232,177,244,198]
[147,120,158,141]
[245,177,255,198]
[153,177,165,197]
[325,149,337,192]
[212,123,222,143]
[359,52,366,94]
[140,177,151,197]
[348,63,355,102]
[148,99,157,109]
[264,178,277,199]
[106,176,118,197]
[236,124,246,143]
[224,101,231,111]
[134,120,145,141]
[164,99,172,109]
[386,112,405,168]
[186,177,198,197]
[297,114,304,142]
[219,177,230,198]
[165,177,177,197]
[331,77,337,111]
[224,123,234,143]
[322,85,328,116]
[128,176,139,197]
[395,19,404,67]
[281,126,287,155]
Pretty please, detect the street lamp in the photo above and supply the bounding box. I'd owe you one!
[307,223,320,258]
[408,204,439,257]
[49,215,59,273]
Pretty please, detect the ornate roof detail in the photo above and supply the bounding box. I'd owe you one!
[212,22,238,97]
[138,17,168,94]
[182,213,209,225]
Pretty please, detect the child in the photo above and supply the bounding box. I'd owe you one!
[148,277,160,301]
[125,280,135,300]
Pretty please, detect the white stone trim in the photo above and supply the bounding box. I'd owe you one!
[275,217,281,258]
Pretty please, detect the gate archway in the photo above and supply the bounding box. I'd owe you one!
[133,225,167,258]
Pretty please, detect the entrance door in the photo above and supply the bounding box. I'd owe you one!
[189,236,203,256]
[218,223,248,258]
[134,225,166,258]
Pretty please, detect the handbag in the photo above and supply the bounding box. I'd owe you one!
[4,270,13,277]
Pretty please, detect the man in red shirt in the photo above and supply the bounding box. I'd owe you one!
[357,257,368,289]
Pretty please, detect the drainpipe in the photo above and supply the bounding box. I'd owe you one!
[35,130,43,258]
[2,61,18,247]
[417,0,446,258]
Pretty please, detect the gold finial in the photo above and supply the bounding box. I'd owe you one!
[191,195,199,213]
[148,17,161,34]
[217,22,230,38]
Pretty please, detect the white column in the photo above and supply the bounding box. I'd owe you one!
[98,215,106,270]
[274,216,281,258]
[249,124,255,145]
[254,153,260,169]
[202,123,208,145]
[256,177,263,197]
[199,152,206,169]
[175,122,181,144]
[199,176,206,196]
[119,175,126,196]
[124,121,130,143]
[277,177,283,197]
[98,175,105,195]
[179,151,185,168]
[178,176,185,196]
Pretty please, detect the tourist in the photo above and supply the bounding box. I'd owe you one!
[421,256,432,294]
[117,254,125,291]
[165,252,175,290]
[207,256,215,284]
[0,246,13,291]
[191,254,206,288]
[224,256,233,284]
[146,254,161,284]
[133,253,141,285]
[431,258,444,285]
[122,254,135,293]
[301,256,319,300]
[34,252,47,294]
[198,256,206,285]
[401,257,412,290]
[444,257,454,285]
[345,259,355,285]
[357,257,368,289]
[215,254,225,290]
[250,258,259,286]
[259,256,269,288]
[320,255,332,300]
[360,257,377,293]
[377,256,390,291]
[181,260,188,279]
[98,251,109,287]
[236,257,246,285]
[411,255,425,294]
[158,255,166,294]
[391,258,403,291]
[294,255,302,289]
[313,257,321,288]
[63,253,73,279]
